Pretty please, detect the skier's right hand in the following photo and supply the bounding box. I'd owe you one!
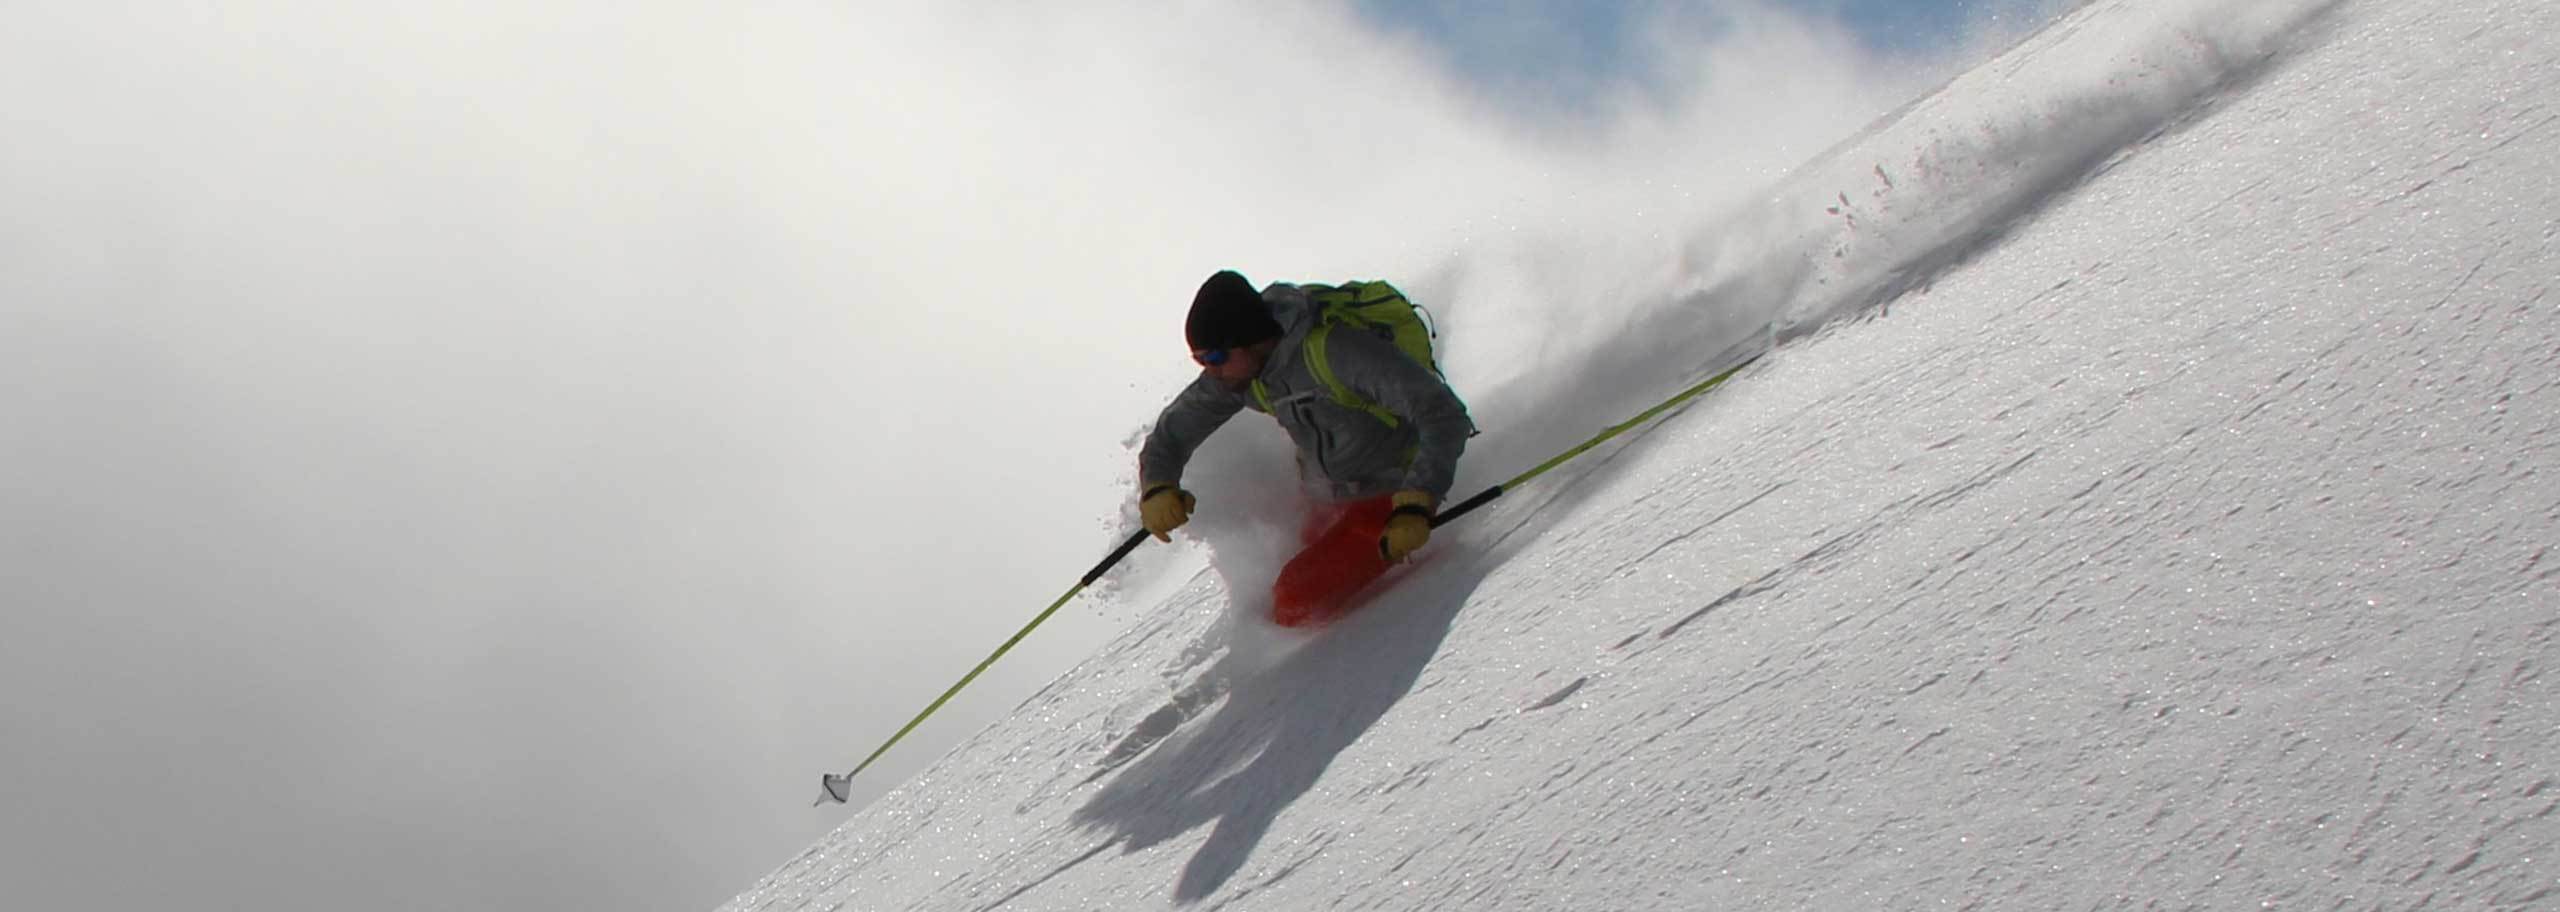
[1139,484,1197,542]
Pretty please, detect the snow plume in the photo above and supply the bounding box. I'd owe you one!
[1430,0,2350,524]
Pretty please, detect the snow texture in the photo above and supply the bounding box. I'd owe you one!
[736,0,2560,907]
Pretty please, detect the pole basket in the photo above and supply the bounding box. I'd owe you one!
[816,773,854,806]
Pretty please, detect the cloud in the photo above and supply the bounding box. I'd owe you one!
[0,2,1985,910]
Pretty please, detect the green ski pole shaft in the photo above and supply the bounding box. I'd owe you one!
[1436,354,1759,528]
[832,530,1150,787]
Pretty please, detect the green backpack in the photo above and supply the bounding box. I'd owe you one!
[1250,280,1456,429]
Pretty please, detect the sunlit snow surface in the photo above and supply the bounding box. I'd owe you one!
[735,0,2559,907]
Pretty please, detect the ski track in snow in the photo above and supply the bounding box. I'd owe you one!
[735,0,2560,908]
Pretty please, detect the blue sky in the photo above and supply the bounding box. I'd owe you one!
[1359,0,2041,102]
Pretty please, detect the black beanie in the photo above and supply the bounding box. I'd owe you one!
[1185,270,1282,351]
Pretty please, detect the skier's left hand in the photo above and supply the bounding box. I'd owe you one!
[1380,490,1435,562]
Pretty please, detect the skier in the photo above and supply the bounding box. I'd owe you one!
[1138,270,1474,627]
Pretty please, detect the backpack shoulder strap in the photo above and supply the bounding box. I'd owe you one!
[1302,323,1402,429]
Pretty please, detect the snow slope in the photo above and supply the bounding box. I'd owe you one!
[734,0,2560,907]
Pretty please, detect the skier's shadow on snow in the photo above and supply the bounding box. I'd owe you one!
[1067,555,1486,904]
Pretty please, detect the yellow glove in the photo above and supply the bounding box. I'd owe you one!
[1139,483,1197,542]
[1379,490,1436,562]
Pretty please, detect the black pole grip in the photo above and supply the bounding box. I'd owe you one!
[1081,530,1151,586]
[1430,485,1505,528]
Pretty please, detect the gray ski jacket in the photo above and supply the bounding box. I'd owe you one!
[1140,283,1473,502]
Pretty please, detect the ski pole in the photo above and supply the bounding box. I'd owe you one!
[1435,352,1760,527]
[819,351,1760,804]
[818,529,1151,804]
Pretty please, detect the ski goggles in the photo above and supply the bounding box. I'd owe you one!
[1193,348,1232,367]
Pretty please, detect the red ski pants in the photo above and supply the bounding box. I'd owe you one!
[1269,495,1397,628]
